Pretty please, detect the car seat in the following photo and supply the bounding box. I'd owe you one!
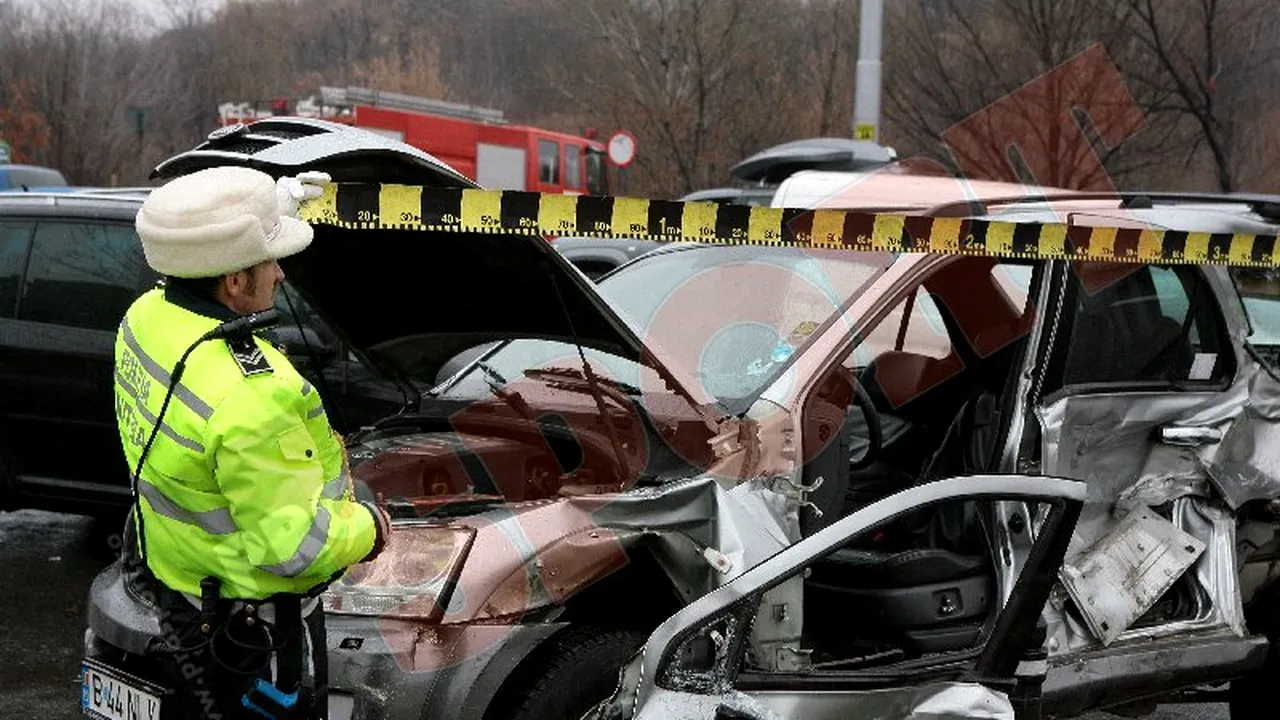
[804,389,999,656]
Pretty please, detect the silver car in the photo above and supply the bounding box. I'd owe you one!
[591,193,1280,720]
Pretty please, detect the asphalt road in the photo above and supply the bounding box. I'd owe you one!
[0,509,1230,720]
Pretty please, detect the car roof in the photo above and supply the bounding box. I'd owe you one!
[772,170,1280,233]
[679,187,775,204]
[731,138,897,184]
[769,169,1073,212]
[0,188,143,221]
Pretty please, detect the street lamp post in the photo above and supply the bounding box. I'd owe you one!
[853,0,883,143]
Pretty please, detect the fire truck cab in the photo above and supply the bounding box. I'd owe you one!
[218,86,610,195]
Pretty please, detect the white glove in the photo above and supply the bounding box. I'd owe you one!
[276,171,331,219]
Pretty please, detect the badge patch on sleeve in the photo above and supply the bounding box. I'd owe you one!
[227,337,273,377]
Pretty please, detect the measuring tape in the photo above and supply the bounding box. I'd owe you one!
[297,183,1280,267]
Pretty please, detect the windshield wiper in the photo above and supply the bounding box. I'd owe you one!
[544,272,635,480]
[524,366,643,396]
[474,360,509,386]
[461,359,534,418]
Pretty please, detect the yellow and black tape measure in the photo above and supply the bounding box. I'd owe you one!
[297,183,1280,268]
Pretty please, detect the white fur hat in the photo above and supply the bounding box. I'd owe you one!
[135,166,313,278]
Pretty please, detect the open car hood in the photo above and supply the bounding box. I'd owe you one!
[152,118,679,398]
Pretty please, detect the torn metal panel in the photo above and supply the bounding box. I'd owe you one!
[1114,473,1209,517]
[1206,363,1280,509]
[452,475,798,621]
[1058,507,1206,646]
[1036,375,1259,655]
[1179,498,1247,635]
[1044,496,1245,655]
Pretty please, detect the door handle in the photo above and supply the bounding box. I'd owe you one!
[1159,425,1222,447]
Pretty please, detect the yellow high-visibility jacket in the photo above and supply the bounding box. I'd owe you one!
[113,286,377,599]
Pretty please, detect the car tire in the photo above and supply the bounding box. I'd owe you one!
[489,627,646,720]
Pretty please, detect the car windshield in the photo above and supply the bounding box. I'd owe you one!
[594,245,892,409]
[436,245,893,413]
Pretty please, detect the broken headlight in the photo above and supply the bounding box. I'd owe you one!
[323,522,475,621]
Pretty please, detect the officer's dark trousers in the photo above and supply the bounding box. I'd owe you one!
[142,572,328,720]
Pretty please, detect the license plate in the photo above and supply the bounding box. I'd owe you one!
[80,659,164,720]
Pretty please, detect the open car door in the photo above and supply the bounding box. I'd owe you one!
[591,474,1086,720]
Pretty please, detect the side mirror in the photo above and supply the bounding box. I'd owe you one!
[274,325,337,366]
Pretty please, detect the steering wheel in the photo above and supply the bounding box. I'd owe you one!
[849,379,884,471]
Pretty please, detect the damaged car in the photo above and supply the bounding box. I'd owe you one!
[589,189,1280,720]
[83,119,1280,720]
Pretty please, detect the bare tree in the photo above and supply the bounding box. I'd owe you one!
[1117,0,1280,192]
[882,0,1189,190]
[537,0,830,195]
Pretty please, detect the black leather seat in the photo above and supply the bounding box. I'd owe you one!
[806,546,993,654]
[805,390,1001,655]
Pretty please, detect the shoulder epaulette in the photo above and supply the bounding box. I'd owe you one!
[226,336,273,377]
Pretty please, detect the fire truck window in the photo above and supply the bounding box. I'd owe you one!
[539,140,560,185]
[565,144,582,189]
[586,149,607,195]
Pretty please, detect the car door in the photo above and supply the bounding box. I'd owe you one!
[595,474,1086,720]
[2,219,156,511]
[1024,262,1249,654]
[0,218,35,500]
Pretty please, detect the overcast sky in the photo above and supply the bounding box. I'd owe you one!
[14,0,228,32]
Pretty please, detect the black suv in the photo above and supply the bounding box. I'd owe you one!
[0,189,406,529]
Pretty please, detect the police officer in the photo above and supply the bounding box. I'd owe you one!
[114,165,392,719]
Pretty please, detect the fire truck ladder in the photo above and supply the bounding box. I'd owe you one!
[317,86,508,125]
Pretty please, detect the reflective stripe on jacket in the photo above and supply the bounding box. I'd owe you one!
[114,288,376,599]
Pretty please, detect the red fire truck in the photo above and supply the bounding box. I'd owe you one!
[217,86,610,195]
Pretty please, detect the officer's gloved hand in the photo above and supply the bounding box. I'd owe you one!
[361,502,393,562]
[276,171,331,219]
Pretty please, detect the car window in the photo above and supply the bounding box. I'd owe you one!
[2,166,68,188]
[564,144,581,189]
[1230,268,1280,346]
[993,263,1032,312]
[538,139,560,185]
[0,221,34,317]
[19,222,155,331]
[1060,263,1231,387]
[850,260,1035,371]
[852,287,953,367]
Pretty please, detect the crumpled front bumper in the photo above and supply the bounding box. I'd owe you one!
[324,614,567,720]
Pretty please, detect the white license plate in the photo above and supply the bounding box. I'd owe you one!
[80,659,164,720]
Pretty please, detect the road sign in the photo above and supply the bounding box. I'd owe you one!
[0,140,11,164]
[854,123,876,141]
[607,131,636,167]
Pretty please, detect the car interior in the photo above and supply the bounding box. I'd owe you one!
[788,255,1043,668]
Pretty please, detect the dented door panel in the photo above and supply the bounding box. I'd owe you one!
[593,475,1086,720]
